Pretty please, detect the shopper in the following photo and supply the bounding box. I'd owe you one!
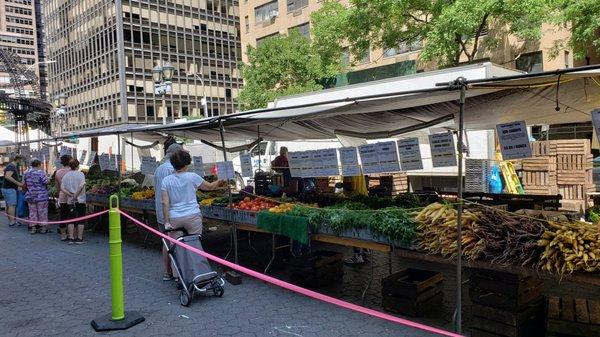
[154,143,182,281]
[23,159,49,234]
[55,155,72,241]
[60,159,86,244]
[271,146,292,184]
[161,149,226,236]
[2,155,24,227]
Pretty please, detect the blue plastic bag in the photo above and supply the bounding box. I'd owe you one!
[17,190,28,218]
[489,165,503,194]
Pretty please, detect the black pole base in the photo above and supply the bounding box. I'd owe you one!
[91,311,145,332]
[225,271,242,285]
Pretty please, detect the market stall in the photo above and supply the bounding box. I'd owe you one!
[37,62,600,335]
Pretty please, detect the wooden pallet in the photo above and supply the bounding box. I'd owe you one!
[367,173,409,196]
[547,297,600,337]
[556,154,594,171]
[522,156,557,171]
[522,171,556,186]
[523,185,559,195]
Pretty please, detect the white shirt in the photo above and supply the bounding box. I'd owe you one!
[161,172,204,220]
[153,161,174,224]
[61,170,86,204]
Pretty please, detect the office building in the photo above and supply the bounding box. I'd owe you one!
[0,0,46,98]
[44,0,243,133]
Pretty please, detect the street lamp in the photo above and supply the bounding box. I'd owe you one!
[153,62,174,125]
[187,70,209,118]
[53,94,67,137]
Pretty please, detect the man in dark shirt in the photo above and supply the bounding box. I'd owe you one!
[2,155,24,226]
[271,146,291,184]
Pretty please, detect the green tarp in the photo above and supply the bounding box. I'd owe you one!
[257,211,310,244]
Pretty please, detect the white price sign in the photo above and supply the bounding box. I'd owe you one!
[496,120,532,160]
[299,151,314,178]
[99,154,110,171]
[216,161,235,180]
[191,156,205,176]
[310,150,325,177]
[321,148,339,176]
[339,147,360,177]
[376,141,401,173]
[140,156,156,175]
[240,153,253,178]
[288,152,303,178]
[397,137,423,171]
[358,144,380,174]
[429,132,457,168]
[79,150,87,164]
[86,151,96,167]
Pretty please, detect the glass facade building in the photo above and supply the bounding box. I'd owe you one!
[44,0,242,132]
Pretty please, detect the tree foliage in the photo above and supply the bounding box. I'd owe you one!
[238,31,343,110]
[553,0,600,59]
[312,0,553,67]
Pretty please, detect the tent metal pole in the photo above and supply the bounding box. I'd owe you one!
[130,132,134,174]
[219,120,238,264]
[257,126,261,171]
[454,78,467,334]
[117,133,122,188]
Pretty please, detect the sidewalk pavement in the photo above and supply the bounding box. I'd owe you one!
[0,217,441,337]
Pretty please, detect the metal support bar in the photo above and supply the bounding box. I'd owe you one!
[219,120,237,264]
[453,77,467,334]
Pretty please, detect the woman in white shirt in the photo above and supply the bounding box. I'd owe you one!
[161,150,226,236]
[60,159,87,244]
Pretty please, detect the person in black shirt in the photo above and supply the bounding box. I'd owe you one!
[2,155,24,226]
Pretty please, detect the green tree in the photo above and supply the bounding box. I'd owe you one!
[552,0,600,60]
[239,31,343,110]
[312,0,553,67]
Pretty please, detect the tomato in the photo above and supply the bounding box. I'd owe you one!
[251,206,259,211]
[244,197,251,202]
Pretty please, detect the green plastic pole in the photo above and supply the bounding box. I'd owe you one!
[108,195,125,321]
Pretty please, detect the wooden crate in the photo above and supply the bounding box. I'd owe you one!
[531,141,555,156]
[522,156,557,171]
[556,170,589,185]
[289,251,344,288]
[523,185,559,195]
[368,173,408,196]
[469,270,543,311]
[522,171,556,186]
[556,154,593,171]
[547,297,600,337]
[382,268,443,317]
[560,199,589,213]
[558,185,588,200]
[470,300,545,337]
[553,139,591,155]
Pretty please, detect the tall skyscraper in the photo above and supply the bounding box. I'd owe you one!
[0,0,46,98]
[44,0,242,133]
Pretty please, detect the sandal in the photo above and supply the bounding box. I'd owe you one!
[29,227,37,234]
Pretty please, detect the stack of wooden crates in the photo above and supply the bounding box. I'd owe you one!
[521,140,594,212]
[367,173,409,196]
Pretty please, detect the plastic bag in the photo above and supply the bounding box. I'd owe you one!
[17,190,28,218]
[488,165,503,194]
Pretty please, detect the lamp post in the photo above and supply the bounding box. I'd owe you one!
[53,94,67,137]
[153,62,174,125]
[187,71,209,118]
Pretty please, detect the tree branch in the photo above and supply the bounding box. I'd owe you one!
[455,33,469,61]
[471,13,490,60]
[404,13,427,23]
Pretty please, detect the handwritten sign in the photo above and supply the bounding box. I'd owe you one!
[376,141,401,173]
[240,153,253,178]
[79,150,87,164]
[339,147,360,176]
[496,121,532,160]
[320,148,339,176]
[358,144,380,174]
[86,151,96,167]
[397,137,423,171]
[216,161,235,180]
[99,154,110,171]
[429,132,457,167]
[190,156,205,176]
[288,152,303,178]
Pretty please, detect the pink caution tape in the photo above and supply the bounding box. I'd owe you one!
[119,210,463,337]
[0,210,109,225]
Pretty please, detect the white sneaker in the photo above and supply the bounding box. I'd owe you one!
[344,254,365,265]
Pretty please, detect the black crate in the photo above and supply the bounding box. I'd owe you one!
[469,269,543,311]
[470,300,546,337]
[381,268,443,317]
[289,251,343,288]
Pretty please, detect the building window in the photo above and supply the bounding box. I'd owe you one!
[287,0,308,12]
[256,33,279,47]
[255,1,278,24]
[357,47,370,64]
[245,16,249,33]
[341,48,350,66]
[289,22,310,39]
[516,51,543,73]
[383,39,422,57]
[146,106,154,117]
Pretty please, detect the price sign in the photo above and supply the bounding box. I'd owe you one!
[79,150,87,164]
[99,154,110,171]
[108,154,116,171]
[299,151,314,178]
[116,155,122,170]
[339,147,360,177]
[140,156,156,175]
[191,156,205,176]
[398,137,423,171]
[496,121,532,160]
[429,132,457,167]
[60,147,70,157]
[72,148,77,160]
[376,141,401,173]
[288,152,303,178]
[240,153,253,178]
[310,150,325,177]
[216,161,235,180]
[358,144,380,174]
[86,151,96,167]
[321,148,339,176]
